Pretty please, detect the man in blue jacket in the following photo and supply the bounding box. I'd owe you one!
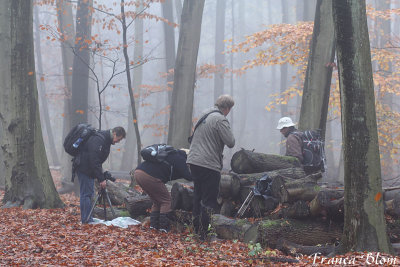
[76,126,126,223]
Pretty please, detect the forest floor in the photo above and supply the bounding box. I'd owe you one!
[0,171,399,266]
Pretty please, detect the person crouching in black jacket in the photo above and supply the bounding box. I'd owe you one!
[134,149,193,232]
[75,127,126,224]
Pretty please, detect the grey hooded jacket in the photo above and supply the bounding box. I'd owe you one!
[187,107,235,172]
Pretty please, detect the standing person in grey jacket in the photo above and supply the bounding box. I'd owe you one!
[187,94,235,240]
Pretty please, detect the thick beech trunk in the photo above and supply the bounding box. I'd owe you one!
[231,149,301,174]
[333,0,392,253]
[0,1,63,208]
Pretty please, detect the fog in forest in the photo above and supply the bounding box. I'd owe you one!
[25,0,400,187]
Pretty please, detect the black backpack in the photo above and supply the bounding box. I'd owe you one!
[140,144,177,181]
[140,144,176,163]
[293,129,326,173]
[63,123,96,157]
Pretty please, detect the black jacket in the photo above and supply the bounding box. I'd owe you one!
[76,130,112,182]
[136,150,193,183]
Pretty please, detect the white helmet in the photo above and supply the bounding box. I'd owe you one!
[276,117,296,130]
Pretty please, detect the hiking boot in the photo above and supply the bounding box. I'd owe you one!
[159,213,170,233]
[150,211,160,230]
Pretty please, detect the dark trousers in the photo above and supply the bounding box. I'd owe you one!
[190,164,220,238]
[77,171,94,223]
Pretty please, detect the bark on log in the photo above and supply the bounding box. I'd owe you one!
[219,174,241,199]
[385,193,400,217]
[171,182,194,211]
[238,186,278,218]
[103,181,139,206]
[212,214,258,243]
[271,173,322,203]
[124,195,153,218]
[384,189,400,201]
[258,218,342,248]
[231,149,301,174]
[270,201,310,220]
[220,199,235,217]
[277,238,336,256]
[238,167,306,187]
[309,189,344,221]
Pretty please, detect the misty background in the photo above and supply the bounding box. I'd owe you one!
[29,0,400,186]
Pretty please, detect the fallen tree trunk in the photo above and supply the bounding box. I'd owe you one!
[238,186,279,218]
[385,193,400,217]
[231,149,301,174]
[309,189,344,221]
[271,172,322,203]
[219,174,241,199]
[238,167,306,187]
[212,214,258,243]
[124,195,153,218]
[258,218,342,248]
[103,181,139,206]
[277,238,336,256]
[270,201,310,220]
[171,182,194,211]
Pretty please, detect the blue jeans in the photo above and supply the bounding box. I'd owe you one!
[77,171,95,223]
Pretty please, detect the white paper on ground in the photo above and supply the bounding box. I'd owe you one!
[90,217,141,228]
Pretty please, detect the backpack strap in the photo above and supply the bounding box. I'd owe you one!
[188,110,223,143]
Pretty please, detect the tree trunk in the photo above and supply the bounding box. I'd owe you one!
[173,0,182,24]
[0,0,63,208]
[219,174,240,199]
[309,189,344,219]
[258,218,341,248]
[231,149,301,174]
[0,2,10,189]
[120,0,144,171]
[171,181,194,211]
[161,0,176,142]
[332,0,392,253]
[71,0,92,127]
[34,6,60,167]
[271,172,322,203]
[69,0,93,195]
[298,0,335,139]
[212,214,258,243]
[56,0,75,193]
[277,238,335,256]
[121,0,142,166]
[167,0,205,149]
[237,167,306,187]
[213,0,226,100]
[124,195,153,218]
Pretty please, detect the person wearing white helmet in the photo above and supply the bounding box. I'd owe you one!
[276,117,303,164]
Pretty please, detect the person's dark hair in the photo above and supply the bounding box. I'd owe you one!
[112,126,126,138]
[215,94,234,110]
